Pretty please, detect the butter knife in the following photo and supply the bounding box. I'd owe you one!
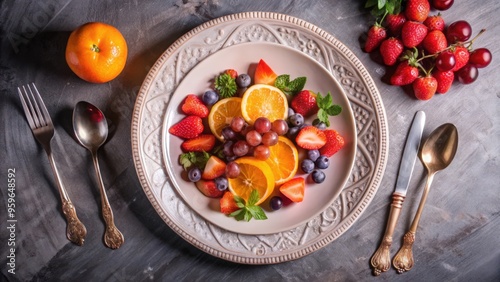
[370,111,425,276]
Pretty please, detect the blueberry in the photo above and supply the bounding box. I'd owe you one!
[311,170,326,183]
[286,126,300,140]
[270,196,283,210]
[214,177,228,191]
[187,167,201,182]
[301,159,315,174]
[236,74,251,88]
[315,155,330,169]
[307,150,320,162]
[313,119,327,130]
[202,90,219,106]
[288,113,304,127]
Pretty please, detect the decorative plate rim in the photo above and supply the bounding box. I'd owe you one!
[131,11,389,264]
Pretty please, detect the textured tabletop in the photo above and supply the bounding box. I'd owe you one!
[1,1,499,281]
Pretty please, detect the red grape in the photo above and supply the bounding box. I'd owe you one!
[435,51,456,71]
[245,130,262,146]
[253,145,270,160]
[254,117,271,134]
[432,0,454,10]
[271,119,288,135]
[262,131,279,146]
[230,117,246,132]
[232,140,249,156]
[225,161,240,178]
[446,20,472,43]
[469,48,492,68]
[457,64,478,84]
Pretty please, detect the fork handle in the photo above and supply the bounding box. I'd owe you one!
[46,152,87,246]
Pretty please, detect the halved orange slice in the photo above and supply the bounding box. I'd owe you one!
[265,136,299,185]
[208,97,242,140]
[241,84,288,125]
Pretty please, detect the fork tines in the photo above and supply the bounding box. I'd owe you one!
[18,83,52,129]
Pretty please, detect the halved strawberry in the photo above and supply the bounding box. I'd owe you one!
[319,129,345,157]
[169,115,204,139]
[195,179,224,198]
[291,90,319,117]
[220,191,239,215]
[202,155,226,180]
[181,134,216,152]
[279,177,305,203]
[181,94,209,118]
[295,126,327,150]
[254,59,277,85]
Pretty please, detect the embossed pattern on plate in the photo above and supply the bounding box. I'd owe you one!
[131,12,388,264]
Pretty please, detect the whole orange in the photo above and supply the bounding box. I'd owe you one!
[65,22,127,83]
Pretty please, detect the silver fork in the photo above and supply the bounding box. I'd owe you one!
[18,83,87,246]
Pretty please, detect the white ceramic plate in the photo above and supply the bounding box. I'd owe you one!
[132,12,388,264]
[162,42,357,235]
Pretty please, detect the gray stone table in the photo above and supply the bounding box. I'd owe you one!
[1,0,499,281]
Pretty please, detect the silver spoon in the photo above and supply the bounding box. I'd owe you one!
[392,123,458,273]
[73,101,124,249]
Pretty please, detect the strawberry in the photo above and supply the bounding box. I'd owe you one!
[225,69,238,79]
[379,37,404,66]
[295,126,327,150]
[390,61,420,86]
[220,191,239,215]
[451,46,470,72]
[254,59,277,85]
[401,21,428,48]
[279,177,305,203]
[181,94,209,118]
[422,30,448,54]
[202,155,226,180]
[290,90,319,117]
[413,76,438,100]
[364,24,387,53]
[433,70,454,94]
[385,13,406,37]
[169,115,204,139]
[405,0,430,22]
[195,179,224,198]
[181,134,216,152]
[424,14,445,31]
[319,129,345,157]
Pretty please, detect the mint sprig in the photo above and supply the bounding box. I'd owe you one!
[229,190,268,221]
[215,73,237,98]
[274,74,307,95]
[316,92,342,127]
[179,151,210,170]
[365,0,402,18]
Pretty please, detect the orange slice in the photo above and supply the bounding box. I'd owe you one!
[265,136,299,185]
[208,97,242,140]
[228,157,275,205]
[241,84,288,125]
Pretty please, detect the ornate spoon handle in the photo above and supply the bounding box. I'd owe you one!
[47,151,87,246]
[393,172,435,273]
[370,193,405,275]
[92,151,124,249]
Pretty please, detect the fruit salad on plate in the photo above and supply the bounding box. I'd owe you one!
[169,59,345,222]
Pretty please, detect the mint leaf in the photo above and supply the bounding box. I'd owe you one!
[228,189,268,222]
[215,73,237,98]
[274,74,306,95]
[315,92,342,127]
[179,152,210,170]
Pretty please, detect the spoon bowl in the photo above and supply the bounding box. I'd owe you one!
[73,101,124,249]
[393,123,458,273]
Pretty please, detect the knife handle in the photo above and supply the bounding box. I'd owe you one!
[370,193,405,276]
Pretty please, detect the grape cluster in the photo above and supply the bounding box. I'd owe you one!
[221,116,289,178]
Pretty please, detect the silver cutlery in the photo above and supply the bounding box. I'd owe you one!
[370,111,425,275]
[17,83,87,246]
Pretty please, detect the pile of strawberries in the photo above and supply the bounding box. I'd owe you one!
[364,0,492,100]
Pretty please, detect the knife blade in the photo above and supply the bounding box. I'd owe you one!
[394,110,426,196]
[370,110,425,276]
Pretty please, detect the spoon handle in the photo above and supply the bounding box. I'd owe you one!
[91,152,124,249]
[46,151,87,246]
[370,192,405,275]
[393,172,435,273]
